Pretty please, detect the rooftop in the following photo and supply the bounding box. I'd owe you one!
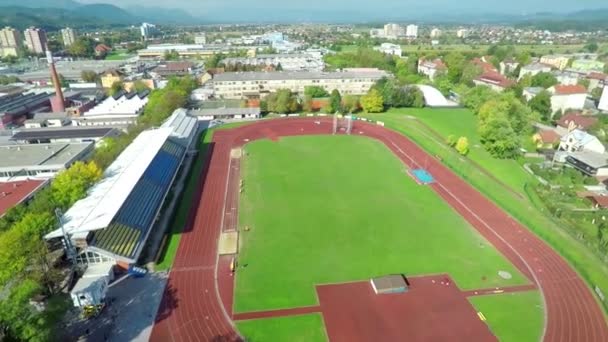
[0,142,92,170]
[214,70,387,82]
[568,150,608,169]
[552,84,587,95]
[557,113,598,130]
[11,127,116,141]
[45,128,173,239]
[0,179,46,216]
[161,108,198,145]
[189,107,261,117]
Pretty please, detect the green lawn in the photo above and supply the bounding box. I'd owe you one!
[237,314,327,342]
[470,291,544,342]
[235,135,528,313]
[105,51,133,60]
[363,109,608,314]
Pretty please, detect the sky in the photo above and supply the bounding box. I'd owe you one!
[77,0,608,21]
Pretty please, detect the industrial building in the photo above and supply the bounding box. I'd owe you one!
[137,44,268,59]
[10,126,120,144]
[0,142,94,181]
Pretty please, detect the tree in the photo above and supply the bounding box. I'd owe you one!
[132,80,150,92]
[529,90,553,122]
[109,81,124,96]
[304,86,329,98]
[479,116,521,159]
[329,89,342,113]
[67,37,95,58]
[591,87,603,101]
[462,86,497,114]
[81,70,98,83]
[164,49,180,60]
[360,88,384,113]
[460,63,483,86]
[51,161,102,209]
[343,95,359,113]
[531,72,558,89]
[266,89,299,113]
[275,63,283,71]
[578,78,590,89]
[455,137,470,155]
[584,41,599,53]
[446,135,457,147]
[444,52,466,84]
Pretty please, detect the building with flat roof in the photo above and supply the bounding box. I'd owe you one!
[45,127,190,268]
[0,179,47,216]
[83,90,150,119]
[161,108,198,147]
[137,44,268,59]
[221,53,324,72]
[10,126,120,144]
[213,69,388,99]
[540,54,571,71]
[0,27,21,57]
[0,92,54,129]
[0,141,93,181]
[188,107,261,120]
[23,27,48,54]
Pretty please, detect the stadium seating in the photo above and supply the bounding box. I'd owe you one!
[90,140,186,260]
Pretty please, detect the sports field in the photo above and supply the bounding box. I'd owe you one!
[234,134,538,339]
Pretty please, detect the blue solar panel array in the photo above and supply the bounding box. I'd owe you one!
[91,139,186,260]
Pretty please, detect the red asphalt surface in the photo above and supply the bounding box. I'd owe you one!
[151,117,608,342]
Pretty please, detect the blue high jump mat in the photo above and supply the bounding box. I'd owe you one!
[410,169,435,184]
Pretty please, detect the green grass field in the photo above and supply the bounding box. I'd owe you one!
[235,135,528,315]
[237,314,327,342]
[362,109,608,315]
[470,292,544,342]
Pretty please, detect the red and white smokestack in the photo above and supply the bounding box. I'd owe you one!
[47,49,65,113]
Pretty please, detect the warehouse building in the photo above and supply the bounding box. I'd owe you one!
[10,126,120,144]
[213,69,388,99]
[0,142,94,181]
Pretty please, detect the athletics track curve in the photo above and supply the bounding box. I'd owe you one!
[150,117,608,342]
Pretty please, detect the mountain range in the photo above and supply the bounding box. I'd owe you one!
[0,0,200,28]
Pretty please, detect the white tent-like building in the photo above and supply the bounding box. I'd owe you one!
[413,85,459,107]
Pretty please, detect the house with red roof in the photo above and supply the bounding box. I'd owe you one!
[556,113,598,131]
[0,179,47,217]
[473,71,515,92]
[533,129,561,149]
[586,72,608,90]
[417,58,447,80]
[472,57,497,73]
[548,84,588,115]
[95,44,112,57]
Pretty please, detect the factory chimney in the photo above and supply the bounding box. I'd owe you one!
[46,49,65,113]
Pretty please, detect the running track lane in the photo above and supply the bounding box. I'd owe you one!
[151,118,608,342]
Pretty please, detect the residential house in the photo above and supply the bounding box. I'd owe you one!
[540,54,570,70]
[499,59,519,76]
[533,129,561,149]
[566,151,608,177]
[95,44,112,58]
[150,62,196,78]
[586,72,608,91]
[523,87,545,101]
[473,71,515,92]
[472,57,497,73]
[556,113,598,131]
[417,58,447,80]
[600,86,608,113]
[519,62,552,80]
[548,84,587,115]
[554,71,579,86]
[559,129,605,154]
[100,69,125,89]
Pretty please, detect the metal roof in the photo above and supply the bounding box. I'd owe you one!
[0,142,93,170]
[44,128,173,239]
[11,127,116,141]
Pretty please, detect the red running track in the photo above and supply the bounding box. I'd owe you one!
[151,117,608,342]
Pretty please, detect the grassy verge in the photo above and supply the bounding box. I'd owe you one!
[469,291,543,342]
[236,314,327,342]
[363,109,608,313]
[235,135,527,313]
[155,129,214,270]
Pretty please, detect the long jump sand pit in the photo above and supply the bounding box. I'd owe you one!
[316,275,497,342]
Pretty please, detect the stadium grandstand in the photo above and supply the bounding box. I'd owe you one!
[83,90,150,119]
[45,111,198,268]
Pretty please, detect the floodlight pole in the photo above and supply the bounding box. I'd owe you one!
[55,208,77,263]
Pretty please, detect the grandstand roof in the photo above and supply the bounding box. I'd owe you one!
[162,108,198,146]
[45,128,173,239]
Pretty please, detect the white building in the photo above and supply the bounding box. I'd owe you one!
[417,58,447,81]
[383,23,404,39]
[83,90,150,119]
[140,23,158,40]
[554,71,580,86]
[373,43,402,56]
[370,28,384,38]
[194,33,206,45]
[456,29,468,38]
[430,28,441,38]
[599,86,608,113]
[221,53,324,72]
[519,62,552,80]
[23,27,48,54]
[61,27,76,47]
[559,129,605,154]
[406,25,419,39]
[548,84,587,114]
[213,69,388,99]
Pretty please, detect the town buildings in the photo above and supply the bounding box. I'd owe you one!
[374,43,402,56]
[0,26,21,57]
[23,27,48,54]
[220,53,324,72]
[406,25,419,39]
[473,71,515,92]
[213,69,388,99]
[519,62,552,80]
[430,28,441,38]
[540,54,571,70]
[140,22,158,40]
[61,27,77,47]
[417,58,447,81]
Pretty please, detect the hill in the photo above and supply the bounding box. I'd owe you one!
[0,0,80,8]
